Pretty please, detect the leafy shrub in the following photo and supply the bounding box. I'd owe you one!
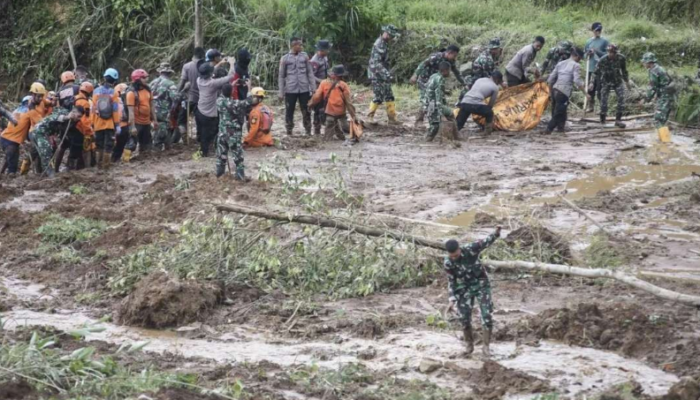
[37,215,108,245]
[616,21,658,40]
[108,216,439,298]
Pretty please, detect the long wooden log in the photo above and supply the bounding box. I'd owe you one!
[214,203,700,307]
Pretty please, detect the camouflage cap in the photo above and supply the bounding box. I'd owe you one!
[157,62,175,73]
[641,52,657,63]
[488,37,502,49]
[382,24,400,37]
[606,43,618,52]
[559,40,573,50]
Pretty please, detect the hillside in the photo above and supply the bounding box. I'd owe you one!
[1,0,699,98]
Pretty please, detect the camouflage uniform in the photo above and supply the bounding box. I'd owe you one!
[368,36,394,104]
[425,73,454,140]
[444,232,499,329]
[466,51,497,90]
[647,64,673,128]
[150,76,178,147]
[415,52,465,110]
[215,96,250,177]
[594,53,629,119]
[542,41,573,74]
[30,109,70,175]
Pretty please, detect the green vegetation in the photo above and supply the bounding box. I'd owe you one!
[108,216,439,298]
[2,0,698,99]
[36,214,108,245]
[287,363,452,399]
[0,329,221,399]
[583,235,629,270]
[69,184,89,195]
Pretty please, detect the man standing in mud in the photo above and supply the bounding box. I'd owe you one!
[593,44,629,128]
[410,44,465,125]
[444,226,501,357]
[367,25,400,125]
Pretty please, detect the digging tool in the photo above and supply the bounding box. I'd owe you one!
[186,101,191,146]
[46,120,73,176]
[583,55,590,116]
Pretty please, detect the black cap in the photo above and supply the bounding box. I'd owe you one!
[198,63,214,77]
[446,239,460,253]
[330,64,348,76]
[316,40,331,51]
[592,22,603,31]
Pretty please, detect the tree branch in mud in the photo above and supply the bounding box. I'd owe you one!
[557,194,610,235]
[214,203,700,308]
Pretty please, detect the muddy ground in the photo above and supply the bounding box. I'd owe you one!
[1,93,700,399]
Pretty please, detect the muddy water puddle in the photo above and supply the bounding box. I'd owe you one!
[1,308,678,397]
[0,190,69,212]
[444,141,700,231]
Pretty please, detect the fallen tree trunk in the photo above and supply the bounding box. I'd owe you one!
[214,203,700,307]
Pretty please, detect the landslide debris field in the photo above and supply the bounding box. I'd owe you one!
[1,101,700,399]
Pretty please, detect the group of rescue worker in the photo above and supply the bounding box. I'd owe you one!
[0,52,275,180]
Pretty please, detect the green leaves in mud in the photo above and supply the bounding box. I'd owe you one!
[37,214,108,245]
[109,216,440,299]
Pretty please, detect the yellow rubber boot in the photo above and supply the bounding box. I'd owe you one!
[368,102,379,124]
[386,101,400,125]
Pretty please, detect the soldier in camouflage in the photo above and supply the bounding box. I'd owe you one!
[150,62,179,150]
[215,82,251,180]
[444,226,501,357]
[465,38,502,90]
[367,24,400,125]
[30,108,83,178]
[411,45,465,124]
[642,52,673,128]
[424,62,456,142]
[542,40,573,74]
[593,44,630,127]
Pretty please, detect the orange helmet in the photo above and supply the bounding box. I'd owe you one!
[61,71,76,83]
[115,83,128,95]
[80,81,94,94]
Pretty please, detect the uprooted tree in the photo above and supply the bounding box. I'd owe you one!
[214,203,700,308]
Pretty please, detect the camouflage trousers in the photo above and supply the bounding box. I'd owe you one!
[417,80,429,112]
[324,114,349,141]
[427,103,455,139]
[654,93,672,128]
[215,131,244,175]
[454,279,493,329]
[29,131,53,174]
[371,80,394,104]
[599,83,625,118]
[153,118,173,148]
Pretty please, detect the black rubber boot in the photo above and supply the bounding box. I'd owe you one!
[463,326,474,355]
[615,114,626,128]
[600,114,607,125]
[215,163,225,178]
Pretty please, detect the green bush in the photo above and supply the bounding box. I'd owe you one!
[36,215,108,245]
[108,217,440,298]
[616,21,658,40]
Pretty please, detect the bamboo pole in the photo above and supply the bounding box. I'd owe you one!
[214,203,700,308]
[66,37,78,70]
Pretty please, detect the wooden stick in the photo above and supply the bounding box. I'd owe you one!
[214,203,445,250]
[214,203,700,307]
[557,194,609,235]
[573,113,654,123]
[583,55,590,116]
[66,37,78,70]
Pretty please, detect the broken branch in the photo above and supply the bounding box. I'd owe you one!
[557,194,610,235]
[214,203,700,307]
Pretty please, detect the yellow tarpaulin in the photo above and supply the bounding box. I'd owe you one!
[473,82,551,132]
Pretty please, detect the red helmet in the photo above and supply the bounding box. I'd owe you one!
[61,71,76,84]
[130,69,149,83]
[80,81,94,94]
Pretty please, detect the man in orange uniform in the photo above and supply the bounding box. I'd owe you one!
[1,83,46,175]
[126,69,158,156]
[308,65,356,142]
[244,87,274,147]
[74,82,94,169]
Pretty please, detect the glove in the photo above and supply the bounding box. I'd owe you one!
[129,126,138,137]
[115,125,121,135]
